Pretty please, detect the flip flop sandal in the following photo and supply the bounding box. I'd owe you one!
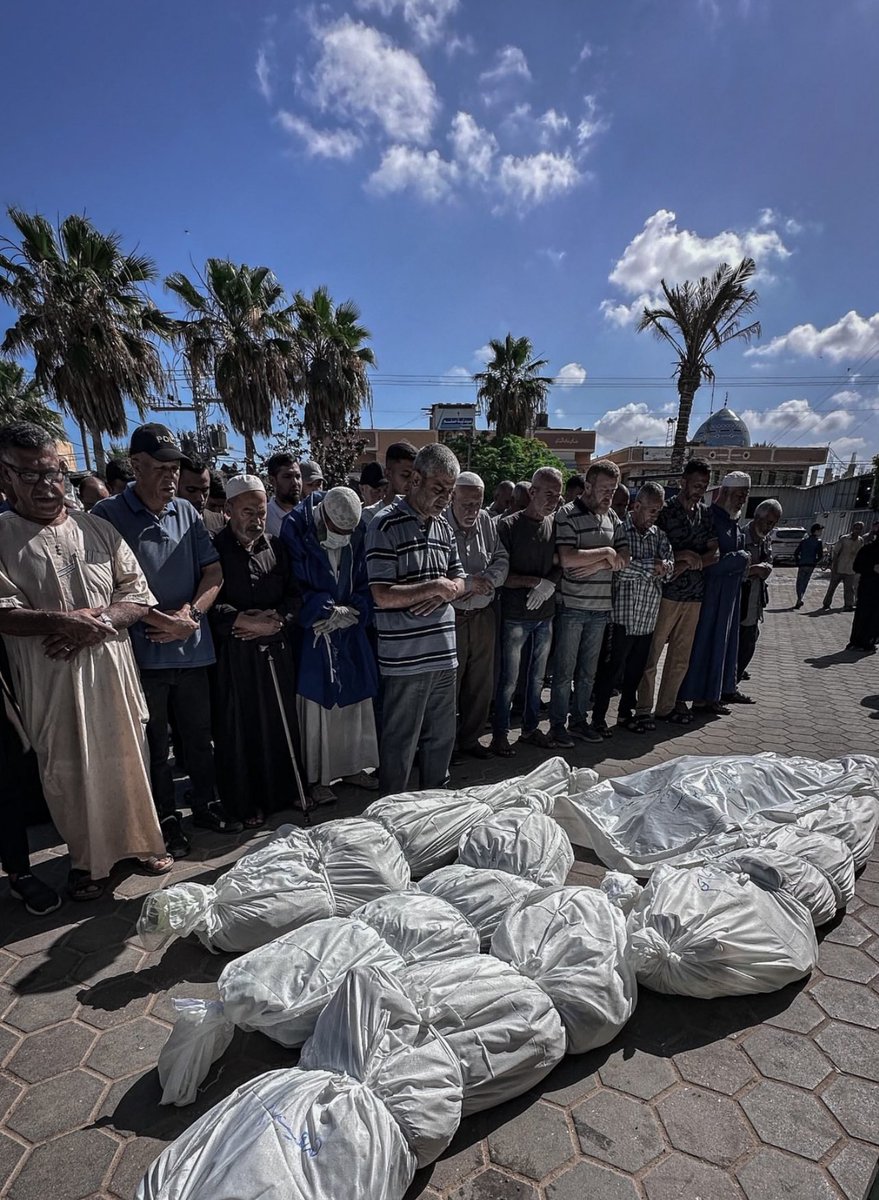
[139,854,174,875]
[67,869,107,902]
[658,710,694,725]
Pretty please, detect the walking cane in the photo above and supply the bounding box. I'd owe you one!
[260,644,311,825]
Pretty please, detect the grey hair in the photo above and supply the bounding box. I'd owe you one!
[531,466,563,487]
[637,481,666,503]
[754,499,782,517]
[413,443,460,479]
[0,422,57,454]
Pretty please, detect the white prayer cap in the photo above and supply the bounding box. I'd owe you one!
[322,486,362,531]
[225,474,266,499]
[720,471,751,488]
[455,471,485,490]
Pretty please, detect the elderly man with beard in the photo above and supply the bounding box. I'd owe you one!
[448,471,509,759]
[0,422,170,900]
[367,443,465,793]
[678,471,752,717]
[209,476,303,827]
[285,486,379,805]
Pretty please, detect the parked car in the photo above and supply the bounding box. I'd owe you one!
[770,526,807,563]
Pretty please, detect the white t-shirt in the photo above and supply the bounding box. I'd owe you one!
[266,496,294,537]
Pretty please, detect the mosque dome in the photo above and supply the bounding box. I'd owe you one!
[691,406,751,448]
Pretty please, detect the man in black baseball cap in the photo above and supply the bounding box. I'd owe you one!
[128,423,184,461]
[359,461,388,507]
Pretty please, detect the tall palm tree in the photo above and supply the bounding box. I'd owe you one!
[165,259,298,469]
[474,334,552,438]
[0,360,65,439]
[292,285,375,453]
[0,208,171,471]
[637,258,761,473]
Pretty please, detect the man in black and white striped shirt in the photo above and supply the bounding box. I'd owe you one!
[366,443,464,794]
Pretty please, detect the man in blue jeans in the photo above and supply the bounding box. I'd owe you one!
[550,460,629,747]
[366,443,465,794]
[793,523,824,609]
[490,467,563,757]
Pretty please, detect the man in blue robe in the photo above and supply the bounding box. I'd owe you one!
[678,471,751,716]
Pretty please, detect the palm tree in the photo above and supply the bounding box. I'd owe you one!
[0,208,171,471]
[637,258,761,474]
[292,286,375,458]
[165,259,298,469]
[474,334,552,438]
[0,360,65,439]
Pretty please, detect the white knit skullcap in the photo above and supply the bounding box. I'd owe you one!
[720,471,751,488]
[455,471,485,489]
[225,474,265,499]
[322,486,362,531]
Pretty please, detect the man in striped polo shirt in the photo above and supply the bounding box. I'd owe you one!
[549,459,630,747]
[366,443,465,794]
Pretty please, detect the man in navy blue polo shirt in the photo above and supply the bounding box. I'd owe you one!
[92,424,238,857]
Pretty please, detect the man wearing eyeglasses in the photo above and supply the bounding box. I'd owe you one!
[0,422,171,902]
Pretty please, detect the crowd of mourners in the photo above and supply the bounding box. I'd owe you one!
[0,418,876,918]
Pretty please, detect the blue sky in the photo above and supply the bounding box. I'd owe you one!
[3,0,879,470]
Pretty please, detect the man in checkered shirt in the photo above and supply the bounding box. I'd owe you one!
[591,482,675,736]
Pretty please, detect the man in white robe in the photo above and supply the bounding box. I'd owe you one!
[0,423,170,899]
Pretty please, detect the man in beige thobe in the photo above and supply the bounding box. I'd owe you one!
[0,423,169,899]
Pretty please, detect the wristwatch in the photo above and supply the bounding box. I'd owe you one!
[189,605,205,623]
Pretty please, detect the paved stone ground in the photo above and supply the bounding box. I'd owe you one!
[1,565,878,1200]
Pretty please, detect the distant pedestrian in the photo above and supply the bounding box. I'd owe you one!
[177,457,212,517]
[564,474,585,504]
[487,479,514,519]
[679,472,751,716]
[549,460,629,747]
[491,467,563,756]
[265,453,302,537]
[591,483,674,735]
[359,462,388,509]
[727,499,781,701]
[865,519,879,546]
[449,472,509,759]
[611,484,630,521]
[793,523,824,609]
[299,461,325,498]
[367,444,464,793]
[362,441,417,524]
[847,539,879,654]
[286,486,380,805]
[509,480,532,514]
[823,522,866,611]
[105,457,134,495]
[78,474,109,511]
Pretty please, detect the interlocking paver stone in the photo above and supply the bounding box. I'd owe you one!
[810,976,879,1027]
[2,983,80,1032]
[0,1025,21,1065]
[657,1086,753,1167]
[446,1169,538,1199]
[0,1130,26,1189]
[6,1021,95,1083]
[487,1102,574,1180]
[573,1089,665,1172]
[742,1026,832,1088]
[72,944,144,987]
[822,1075,879,1142]
[427,1140,486,1193]
[740,1080,841,1160]
[643,1153,744,1200]
[538,1058,597,1107]
[6,1068,105,1142]
[598,1049,678,1100]
[816,1020,879,1082]
[5,946,82,992]
[7,1127,117,1200]
[0,1074,23,1123]
[674,1038,757,1095]
[824,916,871,946]
[817,942,879,984]
[736,1147,840,1200]
[828,1141,879,1200]
[108,1137,166,1200]
[546,1161,641,1200]
[762,988,824,1033]
[85,1016,171,1079]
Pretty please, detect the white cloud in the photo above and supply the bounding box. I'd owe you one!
[449,111,497,181]
[354,0,459,46]
[256,46,273,101]
[473,343,493,365]
[538,108,570,143]
[578,42,593,62]
[311,17,440,145]
[367,145,459,200]
[555,362,587,386]
[576,94,610,146]
[538,248,567,266]
[445,365,471,377]
[594,403,672,451]
[276,111,362,159]
[497,150,582,210]
[746,310,879,363]
[742,396,855,441]
[479,44,531,85]
[554,407,567,422]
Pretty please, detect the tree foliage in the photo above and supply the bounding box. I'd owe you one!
[474,334,552,438]
[0,360,65,438]
[637,258,760,473]
[444,432,565,495]
[293,285,375,447]
[165,259,299,468]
